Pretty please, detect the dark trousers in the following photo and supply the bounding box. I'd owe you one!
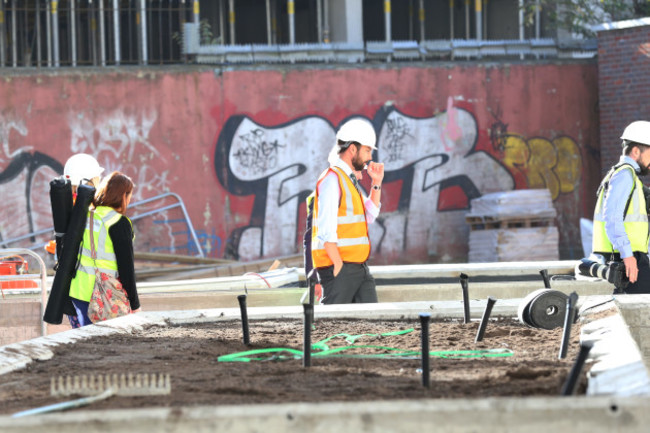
[611,252,650,294]
[317,263,377,304]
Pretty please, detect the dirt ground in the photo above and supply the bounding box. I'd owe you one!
[0,315,595,415]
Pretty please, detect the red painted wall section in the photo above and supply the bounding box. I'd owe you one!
[0,62,599,264]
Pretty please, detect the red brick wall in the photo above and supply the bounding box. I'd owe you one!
[0,62,600,263]
[598,24,650,174]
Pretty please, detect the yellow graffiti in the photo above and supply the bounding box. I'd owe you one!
[502,134,582,200]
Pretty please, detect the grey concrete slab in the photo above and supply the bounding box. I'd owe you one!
[2,397,650,433]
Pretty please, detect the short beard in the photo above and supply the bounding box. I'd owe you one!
[352,154,366,171]
[640,165,650,177]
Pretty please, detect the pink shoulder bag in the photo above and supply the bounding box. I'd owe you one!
[86,210,131,323]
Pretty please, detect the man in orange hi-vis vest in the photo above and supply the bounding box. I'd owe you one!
[311,118,384,304]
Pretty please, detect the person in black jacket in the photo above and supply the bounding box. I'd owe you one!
[67,171,140,326]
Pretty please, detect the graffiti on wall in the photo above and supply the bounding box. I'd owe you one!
[215,104,584,262]
[491,119,582,200]
[0,152,62,247]
[0,108,199,256]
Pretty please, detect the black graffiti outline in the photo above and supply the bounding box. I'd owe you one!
[0,152,63,244]
[215,107,514,259]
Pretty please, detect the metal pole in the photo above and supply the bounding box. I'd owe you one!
[113,0,120,64]
[302,303,313,367]
[70,0,76,66]
[228,0,234,44]
[193,0,199,23]
[36,0,41,67]
[418,0,424,42]
[139,0,147,64]
[287,0,295,44]
[237,295,250,345]
[266,0,272,45]
[449,0,454,40]
[475,0,481,41]
[384,0,391,42]
[518,0,524,59]
[52,0,59,66]
[11,0,16,67]
[316,0,322,43]
[99,0,106,66]
[89,2,96,65]
[322,0,329,43]
[46,0,51,66]
[464,0,469,39]
[483,0,487,39]
[219,0,225,45]
[535,0,540,39]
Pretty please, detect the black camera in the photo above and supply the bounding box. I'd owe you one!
[577,258,629,289]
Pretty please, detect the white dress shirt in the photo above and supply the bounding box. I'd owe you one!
[315,158,380,249]
[603,155,641,259]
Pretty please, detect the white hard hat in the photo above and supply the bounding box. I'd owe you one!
[336,118,377,150]
[621,121,650,147]
[63,153,104,186]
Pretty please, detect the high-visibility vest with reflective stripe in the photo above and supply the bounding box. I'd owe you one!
[69,206,124,302]
[311,166,371,267]
[592,163,649,254]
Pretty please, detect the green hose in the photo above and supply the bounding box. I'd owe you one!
[218,327,513,362]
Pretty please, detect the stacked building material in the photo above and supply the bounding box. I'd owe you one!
[466,189,559,262]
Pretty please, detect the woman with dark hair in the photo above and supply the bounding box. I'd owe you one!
[68,171,141,326]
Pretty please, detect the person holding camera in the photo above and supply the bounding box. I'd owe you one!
[592,121,650,294]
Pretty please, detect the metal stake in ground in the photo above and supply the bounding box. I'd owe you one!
[460,273,470,324]
[475,296,497,343]
[237,294,250,345]
[419,313,431,388]
[559,292,579,359]
[561,341,594,396]
[539,269,551,288]
[303,303,313,368]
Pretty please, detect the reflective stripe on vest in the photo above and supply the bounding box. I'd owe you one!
[311,166,371,267]
[69,206,124,302]
[592,164,649,254]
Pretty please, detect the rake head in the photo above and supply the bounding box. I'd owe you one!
[51,373,171,397]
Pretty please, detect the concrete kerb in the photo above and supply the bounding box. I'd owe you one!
[2,296,650,432]
[3,397,650,433]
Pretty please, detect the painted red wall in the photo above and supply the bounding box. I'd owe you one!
[0,61,599,264]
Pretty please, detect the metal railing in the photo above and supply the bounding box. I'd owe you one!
[184,22,598,64]
[0,248,48,336]
[128,192,205,258]
[0,192,205,258]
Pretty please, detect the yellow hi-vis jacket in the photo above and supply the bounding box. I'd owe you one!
[311,166,371,268]
[69,206,124,302]
[592,163,649,255]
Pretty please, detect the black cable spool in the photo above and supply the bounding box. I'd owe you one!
[517,288,548,327]
[527,289,569,330]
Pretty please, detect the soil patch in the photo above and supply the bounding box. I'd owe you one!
[0,317,587,414]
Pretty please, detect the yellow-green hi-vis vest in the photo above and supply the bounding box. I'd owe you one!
[69,206,124,302]
[592,163,649,255]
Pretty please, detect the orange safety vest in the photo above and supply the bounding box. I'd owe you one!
[311,166,371,268]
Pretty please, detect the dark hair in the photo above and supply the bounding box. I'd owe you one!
[94,171,134,210]
[337,139,361,155]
